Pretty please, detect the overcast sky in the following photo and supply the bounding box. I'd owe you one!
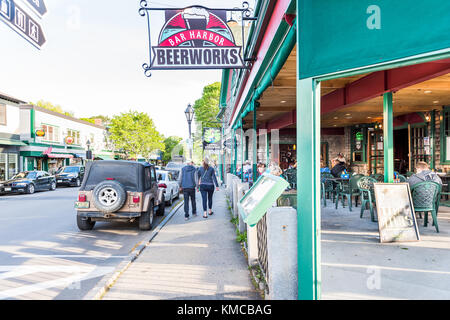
[0,0,255,139]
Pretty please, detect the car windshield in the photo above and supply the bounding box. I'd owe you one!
[166,163,184,169]
[13,172,36,179]
[156,172,167,181]
[58,167,79,174]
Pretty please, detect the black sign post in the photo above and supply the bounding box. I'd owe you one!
[0,0,46,49]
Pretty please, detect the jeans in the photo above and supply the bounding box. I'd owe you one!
[200,184,215,212]
[183,188,196,217]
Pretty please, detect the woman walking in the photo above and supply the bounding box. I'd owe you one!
[197,158,219,218]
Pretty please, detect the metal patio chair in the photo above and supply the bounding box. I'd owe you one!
[357,176,378,222]
[411,181,441,232]
[335,174,364,211]
[370,173,384,182]
[321,172,335,207]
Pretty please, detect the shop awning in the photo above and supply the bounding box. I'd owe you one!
[0,138,27,146]
[46,153,74,159]
[96,155,115,160]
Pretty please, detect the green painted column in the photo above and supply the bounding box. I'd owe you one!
[241,122,244,182]
[253,108,258,182]
[296,77,322,300]
[430,110,435,170]
[30,107,35,142]
[383,92,394,183]
[234,129,237,174]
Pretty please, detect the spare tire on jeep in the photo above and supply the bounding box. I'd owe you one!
[92,180,127,213]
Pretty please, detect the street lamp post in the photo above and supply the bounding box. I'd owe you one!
[185,103,194,161]
[86,139,92,162]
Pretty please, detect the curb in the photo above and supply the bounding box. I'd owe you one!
[83,199,184,300]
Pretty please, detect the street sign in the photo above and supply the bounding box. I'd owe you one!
[0,0,46,49]
[25,0,47,17]
[298,0,450,79]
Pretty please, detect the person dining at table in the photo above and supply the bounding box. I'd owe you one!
[408,161,442,188]
[330,153,347,178]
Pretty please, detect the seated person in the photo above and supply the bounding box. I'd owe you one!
[330,155,346,178]
[408,161,442,188]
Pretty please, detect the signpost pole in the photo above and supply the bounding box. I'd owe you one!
[383,92,394,183]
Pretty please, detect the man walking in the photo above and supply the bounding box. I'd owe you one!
[180,160,198,221]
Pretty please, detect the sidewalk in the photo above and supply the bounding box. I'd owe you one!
[101,188,260,300]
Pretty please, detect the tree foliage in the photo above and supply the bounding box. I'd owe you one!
[109,110,165,159]
[162,136,183,164]
[34,100,74,117]
[79,115,111,126]
[192,82,221,128]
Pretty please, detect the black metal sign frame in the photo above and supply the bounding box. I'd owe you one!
[139,0,256,77]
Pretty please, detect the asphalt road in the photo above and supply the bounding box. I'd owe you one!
[0,186,179,300]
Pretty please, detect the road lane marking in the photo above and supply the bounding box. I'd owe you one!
[12,255,129,259]
[0,265,114,300]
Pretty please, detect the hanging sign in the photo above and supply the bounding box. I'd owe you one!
[35,129,45,137]
[25,0,47,17]
[139,2,253,76]
[65,136,74,145]
[203,127,221,150]
[0,0,46,49]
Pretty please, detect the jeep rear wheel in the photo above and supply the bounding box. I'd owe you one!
[92,180,126,213]
[77,214,95,231]
[139,201,154,230]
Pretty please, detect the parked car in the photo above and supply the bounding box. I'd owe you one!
[165,162,186,184]
[156,170,180,205]
[55,165,85,187]
[75,161,165,231]
[1,171,56,194]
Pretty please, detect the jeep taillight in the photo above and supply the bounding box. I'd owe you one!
[133,195,140,203]
[158,183,167,188]
[78,194,87,202]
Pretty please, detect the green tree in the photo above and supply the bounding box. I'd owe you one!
[34,100,74,117]
[191,82,221,162]
[192,82,221,128]
[162,136,183,164]
[79,115,111,125]
[109,110,165,160]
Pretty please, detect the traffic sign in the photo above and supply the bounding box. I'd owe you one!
[25,0,47,17]
[0,0,46,49]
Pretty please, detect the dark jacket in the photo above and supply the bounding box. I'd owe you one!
[331,163,346,178]
[180,165,198,189]
[408,170,442,188]
[197,166,219,187]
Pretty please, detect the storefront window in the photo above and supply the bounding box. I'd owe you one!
[8,154,17,178]
[442,107,450,162]
[0,153,6,180]
[0,103,6,125]
[67,129,81,145]
[351,127,367,163]
[42,124,60,143]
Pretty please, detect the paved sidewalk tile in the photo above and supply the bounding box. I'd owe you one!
[102,188,260,300]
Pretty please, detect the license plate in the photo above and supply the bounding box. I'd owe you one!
[75,201,90,209]
[57,180,62,183]
[4,188,11,192]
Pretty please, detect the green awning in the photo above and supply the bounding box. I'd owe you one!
[97,155,115,160]
[0,139,27,146]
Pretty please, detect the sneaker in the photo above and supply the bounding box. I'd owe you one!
[185,216,189,221]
